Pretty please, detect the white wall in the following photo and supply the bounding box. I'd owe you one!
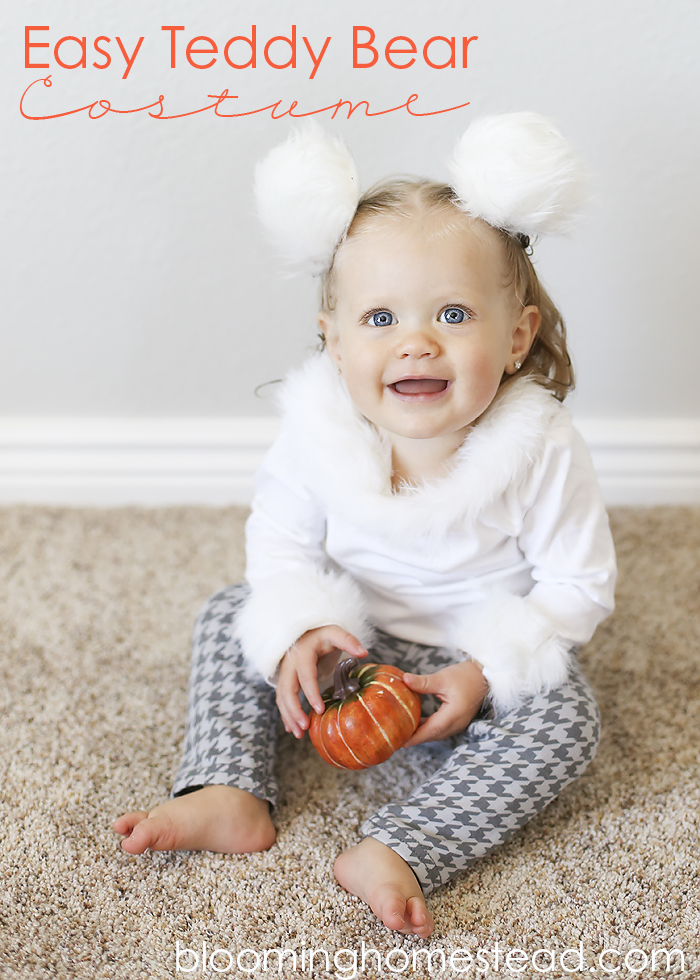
[1,0,699,502]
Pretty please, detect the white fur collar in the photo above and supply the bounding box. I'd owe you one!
[276,353,564,539]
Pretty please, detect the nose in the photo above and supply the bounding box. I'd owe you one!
[397,324,441,359]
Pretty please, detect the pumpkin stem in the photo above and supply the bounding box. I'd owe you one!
[333,657,361,700]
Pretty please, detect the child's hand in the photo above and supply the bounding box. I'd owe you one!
[401,660,489,746]
[276,626,368,739]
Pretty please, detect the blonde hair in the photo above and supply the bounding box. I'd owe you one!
[320,178,574,401]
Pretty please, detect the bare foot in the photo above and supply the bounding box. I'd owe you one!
[334,837,434,938]
[112,785,275,855]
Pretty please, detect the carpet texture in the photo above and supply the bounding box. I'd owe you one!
[0,506,698,979]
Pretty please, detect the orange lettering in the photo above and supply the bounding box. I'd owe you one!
[385,36,416,70]
[353,26,378,68]
[161,26,185,68]
[423,36,455,70]
[264,27,297,69]
[25,25,50,69]
[54,36,87,70]
[224,28,256,69]
[93,36,111,69]
[186,36,218,69]
[115,37,144,79]
[462,35,478,67]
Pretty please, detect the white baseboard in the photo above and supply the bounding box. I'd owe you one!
[0,418,280,506]
[0,416,699,507]
[576,418,700,505]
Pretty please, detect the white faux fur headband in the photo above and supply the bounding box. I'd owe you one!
[254,113,589,273]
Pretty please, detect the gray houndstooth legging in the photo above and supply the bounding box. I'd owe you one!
[172,584,601,895]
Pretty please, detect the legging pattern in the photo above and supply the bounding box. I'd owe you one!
[172,584,279,804]
[172,584,601,895]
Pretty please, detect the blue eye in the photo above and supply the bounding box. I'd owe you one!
[366,310,396,327]
[439,307,468,324]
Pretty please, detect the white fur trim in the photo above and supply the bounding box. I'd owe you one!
[456,593,572,713]
[254,123,361,273]
[276,353,562,541]
[449,112,589,237]
[232,564,374,682]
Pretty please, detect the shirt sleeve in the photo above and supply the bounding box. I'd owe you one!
[232,426,375,682]
[454,415,616,713]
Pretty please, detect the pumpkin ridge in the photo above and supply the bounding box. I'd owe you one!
[318,709,345,769]
[357,693,394,751]
[336,702,365,767]
[356,663,382,681]
[372,680,418,723]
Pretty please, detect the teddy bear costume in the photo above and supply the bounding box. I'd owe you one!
[171,353,616,894]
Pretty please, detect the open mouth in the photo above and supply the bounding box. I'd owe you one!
[389,378,450,395]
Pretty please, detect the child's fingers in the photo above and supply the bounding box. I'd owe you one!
[276,659,311,738]
[276,626,369,737]
[279,699,309,738]
[402,671,444,696]
[404,718,441,747]
[276,687,308,738]
[318,626,369,660]
[297,660,325,716]
[404,705,460,746]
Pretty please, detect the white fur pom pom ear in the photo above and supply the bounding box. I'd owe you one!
[448,112,589,238]
[254,123,361,273]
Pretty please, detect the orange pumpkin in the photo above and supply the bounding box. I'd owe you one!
[309,657,421,770]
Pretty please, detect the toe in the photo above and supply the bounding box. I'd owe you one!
[120,812,175,854]
[119,822,154,854]
[374,885,408,932]
[404,896,434,937]
[113,811,148,835]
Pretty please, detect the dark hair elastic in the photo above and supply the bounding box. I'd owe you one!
[516,232,531,250]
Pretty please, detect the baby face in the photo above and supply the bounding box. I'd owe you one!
[320,213,539,454]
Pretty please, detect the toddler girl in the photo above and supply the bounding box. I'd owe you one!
[114,113,616,939]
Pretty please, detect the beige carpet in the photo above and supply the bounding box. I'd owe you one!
[0,506,698,979]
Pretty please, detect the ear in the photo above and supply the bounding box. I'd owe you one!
[318,311,341,367]
[508,305,540,373]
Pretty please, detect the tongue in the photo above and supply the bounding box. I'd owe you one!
[393,379,448,394]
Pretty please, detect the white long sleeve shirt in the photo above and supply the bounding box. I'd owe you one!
[233,354,616,712]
